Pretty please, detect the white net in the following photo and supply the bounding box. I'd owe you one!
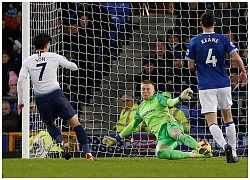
[26,2,248,158]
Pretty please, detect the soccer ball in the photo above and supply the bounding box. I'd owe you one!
[198,140,212,153]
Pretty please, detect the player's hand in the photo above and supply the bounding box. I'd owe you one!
[239,72,247,87]
[17,103,24,115]
[180,88,193,101]
[102,136,117,147]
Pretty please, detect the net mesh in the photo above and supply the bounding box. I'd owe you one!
[26,2,248,158]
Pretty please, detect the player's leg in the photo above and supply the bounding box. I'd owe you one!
[221,109,238,163]
[205,112,227,149]
[199,89,228,150]
[156,143,193,160]
[56,90,95,160]
[167,120,199,149]
[156,138,208,159]
[45,122,64,144]
[218,87,238,163]
[65,114,95,160]
[168,120,212,156]
[35,92,65,144]
[155,123,208,160]
[156,124,186,159]
[44,122,71,160]
[35,92,70,159]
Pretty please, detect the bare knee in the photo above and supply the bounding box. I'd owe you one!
[155,144,170,157]
[66,114,81,129]
[171,129,182,140]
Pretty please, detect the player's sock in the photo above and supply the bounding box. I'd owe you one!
[73,125,91,154]
[189,152,198,157]
[209,124,227,149]
[177,133,199,149]
[47,126,63,143]
[225,122,237,157]
[156,149,191,159]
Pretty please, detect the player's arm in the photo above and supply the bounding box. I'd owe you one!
[59,55,78,71]
[188,61,196,70]
[17,63,29,115]
[102,110,143,147]
[119,118,142,138]
[160,89,193,107]
[186,41,196,70]
[231,52,246,73]
[231,51,247,87]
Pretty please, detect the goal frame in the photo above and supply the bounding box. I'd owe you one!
[22,2,30,158]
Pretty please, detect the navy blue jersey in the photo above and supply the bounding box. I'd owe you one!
[186,32,238,90]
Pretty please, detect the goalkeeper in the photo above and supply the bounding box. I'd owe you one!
[103,80,212,160]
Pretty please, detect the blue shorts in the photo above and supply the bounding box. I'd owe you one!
[35,89,75,126]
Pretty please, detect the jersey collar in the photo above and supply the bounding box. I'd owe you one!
[202,32,215,34]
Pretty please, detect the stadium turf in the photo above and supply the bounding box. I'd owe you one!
[2,157,248,178]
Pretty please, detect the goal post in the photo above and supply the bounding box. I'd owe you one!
[22,2,30,158]
[22,2,248,158]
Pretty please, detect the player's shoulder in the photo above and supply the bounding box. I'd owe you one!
[191,33,227,43]
[191,33,203,40]
[154,93,165,98]
[43,52,63,62]
[43,52,60,57]
[151,93,166,102]
[189,34,203,45]
[23,54,37,64]
[213,33,227,39]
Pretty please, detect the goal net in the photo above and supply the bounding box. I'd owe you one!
[26,2,248,158]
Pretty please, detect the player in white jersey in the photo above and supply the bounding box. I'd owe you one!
[186,12,247,163]
[17,33,96,161]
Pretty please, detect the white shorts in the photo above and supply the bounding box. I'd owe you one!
[199,87,233,114]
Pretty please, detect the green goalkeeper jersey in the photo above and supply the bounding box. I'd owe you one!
[119,93,180,139]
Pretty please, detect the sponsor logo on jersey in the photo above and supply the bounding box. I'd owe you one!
[141,109,155,118]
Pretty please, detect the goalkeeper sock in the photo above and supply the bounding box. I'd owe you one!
[157,149,190,159]
[177,133,199,149]
[225,122,237,157]
[209,124,227,149]
[73,125,91,154]
[47,126,63,143]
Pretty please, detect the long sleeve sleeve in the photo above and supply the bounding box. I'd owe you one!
[17,75,26,104]
[119,119,141,138]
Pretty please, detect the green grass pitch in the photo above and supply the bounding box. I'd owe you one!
[2,157,248,178]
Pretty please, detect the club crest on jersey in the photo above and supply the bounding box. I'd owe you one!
[64,99,70,108]
[230,41,235,47]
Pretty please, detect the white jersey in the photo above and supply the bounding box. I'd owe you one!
[18,52,78,103]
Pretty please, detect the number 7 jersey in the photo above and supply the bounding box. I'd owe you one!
[185,32,238,90]
[19,52,75,97]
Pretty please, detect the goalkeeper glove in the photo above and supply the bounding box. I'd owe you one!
[179,88,193,101]
[102,135,122,147]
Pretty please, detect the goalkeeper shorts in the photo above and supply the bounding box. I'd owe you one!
[157,120,184,150]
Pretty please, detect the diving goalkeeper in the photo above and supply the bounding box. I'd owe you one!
[102,80,212,160]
